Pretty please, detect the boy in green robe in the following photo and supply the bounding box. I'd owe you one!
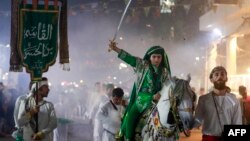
[109,41,171,140]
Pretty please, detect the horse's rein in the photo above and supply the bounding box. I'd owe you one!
[162,98,170,101]
[178,107,193,113]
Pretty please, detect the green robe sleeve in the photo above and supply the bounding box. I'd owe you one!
[118,49,137,67]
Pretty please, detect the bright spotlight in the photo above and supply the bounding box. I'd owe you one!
[195,57,200,61]
[119,63,127,68]
[61,82,65,86]
[213,28,222,37]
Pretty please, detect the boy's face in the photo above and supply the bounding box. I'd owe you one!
[150,54,162,67]
[112,96,123,105]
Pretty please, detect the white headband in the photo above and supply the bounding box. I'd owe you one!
[27,80,49,97]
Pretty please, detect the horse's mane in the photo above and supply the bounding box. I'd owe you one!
[171,76,196,103]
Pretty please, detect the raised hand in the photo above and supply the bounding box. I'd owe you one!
[153,93,161,103]
[108,40,121,53]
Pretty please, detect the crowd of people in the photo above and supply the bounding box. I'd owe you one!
[0,41,250,141]
[0,76,129,141]
[0,82,18,139]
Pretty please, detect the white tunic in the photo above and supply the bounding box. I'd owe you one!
[96,100,124,141]
[194,92,242,136]
[91,94,110,141]
[14,95,27,128]
[17,97,57,141]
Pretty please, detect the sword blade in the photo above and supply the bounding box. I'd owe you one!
[113,0,132,41]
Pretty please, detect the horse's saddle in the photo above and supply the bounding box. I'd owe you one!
[134,103,156,139]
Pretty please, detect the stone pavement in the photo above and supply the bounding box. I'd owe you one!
[179,128,202,141]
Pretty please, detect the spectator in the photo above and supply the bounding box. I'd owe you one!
[194,66,242,141]
[17,77,57,141]
[96,87,125,141]
[238,85,250,125]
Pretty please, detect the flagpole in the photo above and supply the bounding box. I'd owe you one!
[35,82,39,133]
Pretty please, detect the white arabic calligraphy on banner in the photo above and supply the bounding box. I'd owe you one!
[23,22,54,59]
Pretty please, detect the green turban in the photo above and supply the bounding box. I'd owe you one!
[143,46,171,76]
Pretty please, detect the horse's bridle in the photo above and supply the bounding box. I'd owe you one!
[169,79,196,133]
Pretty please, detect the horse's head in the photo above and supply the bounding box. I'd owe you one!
[172,75,196,132]
[157,75,196,133]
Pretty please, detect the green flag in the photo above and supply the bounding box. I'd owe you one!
[18,4,59,80]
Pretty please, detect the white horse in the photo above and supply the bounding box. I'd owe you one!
[134,76,196,141]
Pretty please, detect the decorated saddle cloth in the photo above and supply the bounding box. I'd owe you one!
[134,103,155,139]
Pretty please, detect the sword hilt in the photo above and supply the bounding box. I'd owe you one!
[108,39,117,52]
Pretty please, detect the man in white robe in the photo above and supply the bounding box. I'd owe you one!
[12,82,34,139]
[91,83,114,141]
[17,77,57,141]
[96,87,125,141]
[194,66,242,141]
[12,94,27,139]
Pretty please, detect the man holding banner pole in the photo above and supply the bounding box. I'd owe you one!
[17,77,57,141]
